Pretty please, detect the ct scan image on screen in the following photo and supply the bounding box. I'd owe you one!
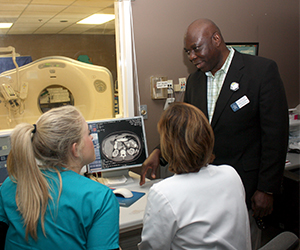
[87,116,148,174]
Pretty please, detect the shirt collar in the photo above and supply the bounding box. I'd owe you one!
[205,47,235,77]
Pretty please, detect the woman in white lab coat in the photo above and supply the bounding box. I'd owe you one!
[138,102,251,250]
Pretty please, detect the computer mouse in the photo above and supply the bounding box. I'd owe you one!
[113,188,133,198]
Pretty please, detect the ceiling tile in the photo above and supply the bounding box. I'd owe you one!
[0,3,28,11]
[72,0,115,8]
[30,0,74,5]
[0,0,30,3]
[25,4,68,12]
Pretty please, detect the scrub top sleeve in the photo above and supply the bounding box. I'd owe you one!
[0,188,8,225]
[139,188,178,250]
[86,190,120,250]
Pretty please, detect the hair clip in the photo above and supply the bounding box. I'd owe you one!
[32,124,37,134]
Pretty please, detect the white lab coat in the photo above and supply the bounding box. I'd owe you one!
[138,164,251,250]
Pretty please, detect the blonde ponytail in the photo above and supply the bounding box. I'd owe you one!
[8,124,50,240]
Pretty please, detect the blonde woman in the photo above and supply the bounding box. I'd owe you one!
[0,105,120,250]
[138,102,251,250]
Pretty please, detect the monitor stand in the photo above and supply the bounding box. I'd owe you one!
[101,169,134,186]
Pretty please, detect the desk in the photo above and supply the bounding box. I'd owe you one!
[286,152,300,170]
[97,171,161,233]
[272,152,300,236]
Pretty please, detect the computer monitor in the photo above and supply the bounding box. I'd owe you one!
[87,116,148,185]
[0,131,11,185]
[226,42,259,56]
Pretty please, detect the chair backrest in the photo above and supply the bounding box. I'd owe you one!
[77,55,93,64]
[258,231,299,250]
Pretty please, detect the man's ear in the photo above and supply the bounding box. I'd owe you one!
[212,32,221,47]
[71,143,80,158]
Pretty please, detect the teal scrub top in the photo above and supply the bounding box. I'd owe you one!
[0,169,119,250]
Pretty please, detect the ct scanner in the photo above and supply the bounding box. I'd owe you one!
[0,56,115,130]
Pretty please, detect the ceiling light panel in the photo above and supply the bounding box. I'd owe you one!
[0,23,13,28]
[77,14,115,25]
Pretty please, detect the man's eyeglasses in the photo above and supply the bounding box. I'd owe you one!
[184,32,217,56]
[184,45,202,56]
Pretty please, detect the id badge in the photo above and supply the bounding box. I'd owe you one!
[230,95,250,112]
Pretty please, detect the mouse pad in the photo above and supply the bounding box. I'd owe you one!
[111,189,146,207]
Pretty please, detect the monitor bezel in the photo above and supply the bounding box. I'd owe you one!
[0,130,12,185]
[87,116,148,174]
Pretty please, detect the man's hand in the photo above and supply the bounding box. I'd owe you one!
[139,148,161,186]
[251,190,274,218]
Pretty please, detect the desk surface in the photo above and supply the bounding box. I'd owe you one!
[286,153,300,170]
[97,171,161,233]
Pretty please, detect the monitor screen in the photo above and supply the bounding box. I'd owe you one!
[226,42,259,56]
[0,132,11,185]
[87,116,148,175]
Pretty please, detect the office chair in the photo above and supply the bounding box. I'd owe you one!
[0,221,8,250]
[258,231,299,250]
